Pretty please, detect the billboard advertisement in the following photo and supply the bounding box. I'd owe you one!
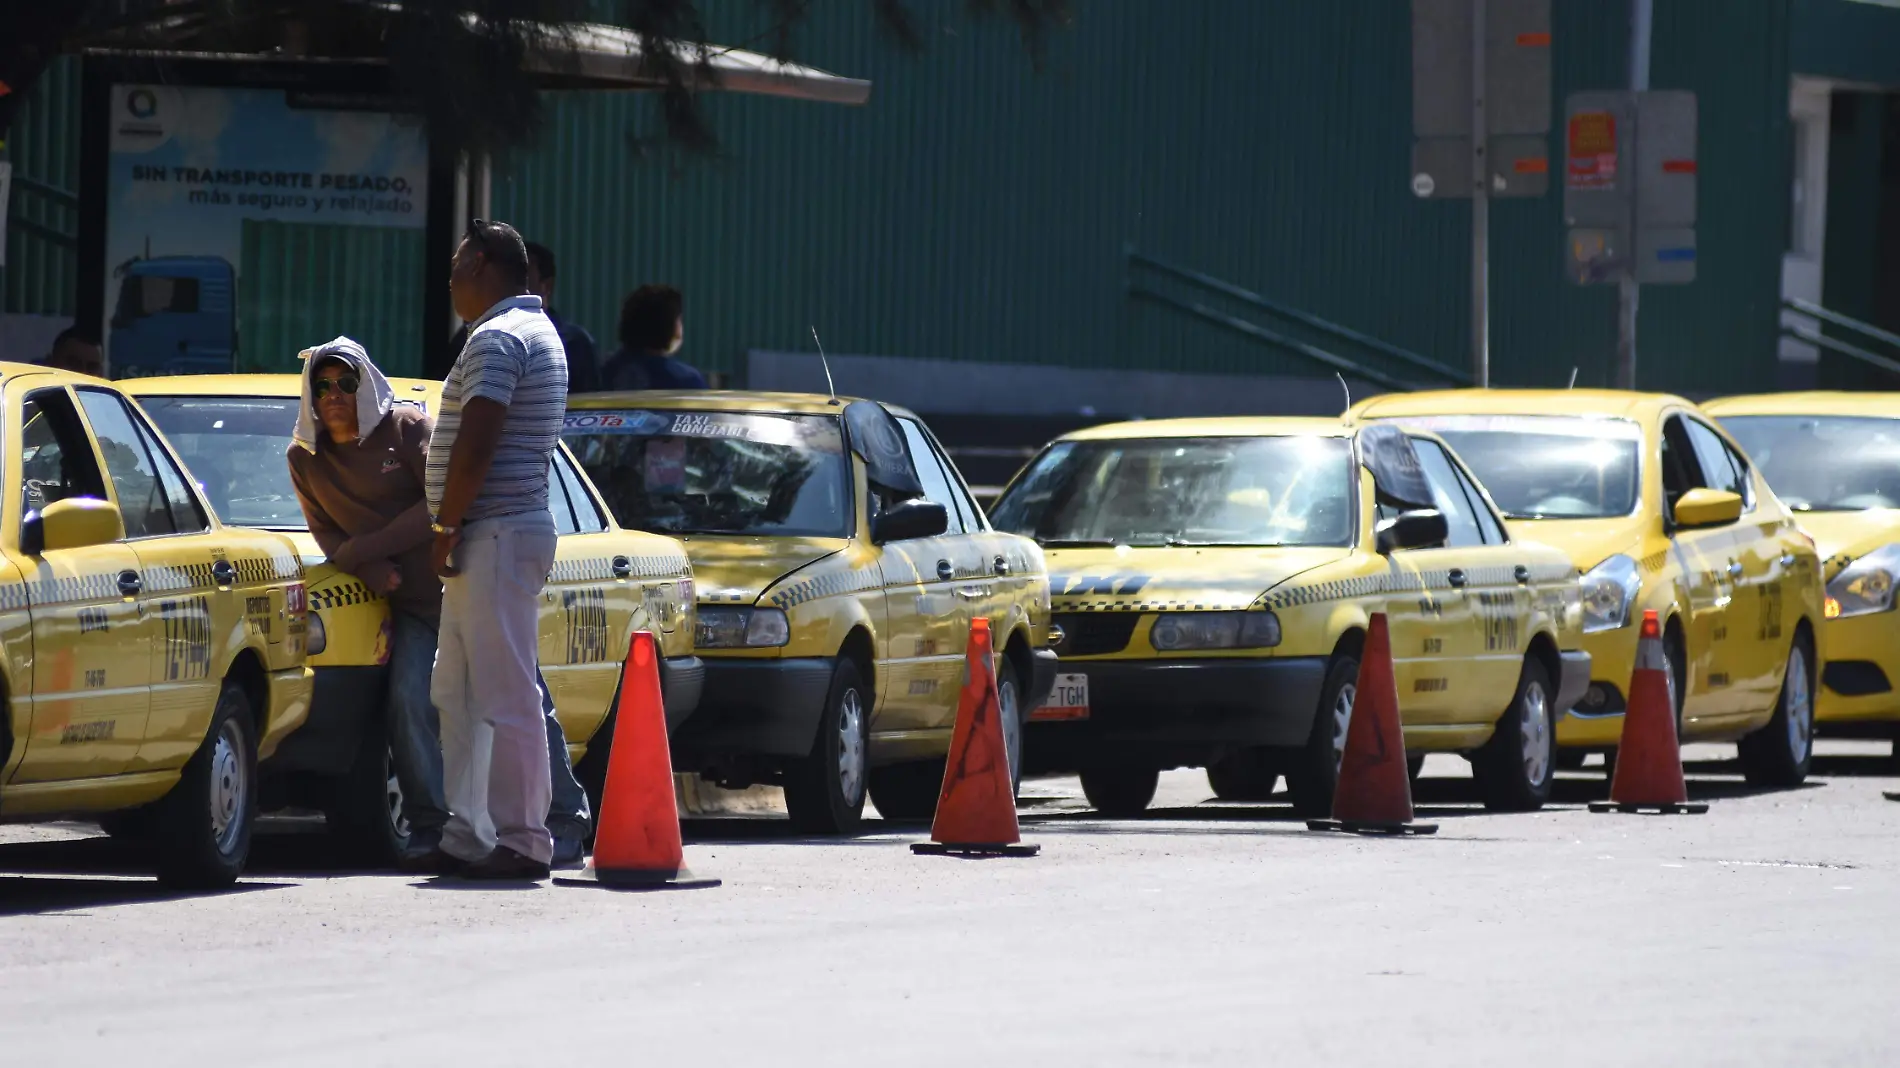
[104,84,427,377]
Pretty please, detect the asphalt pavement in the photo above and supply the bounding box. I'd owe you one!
[2,741,1896,1067]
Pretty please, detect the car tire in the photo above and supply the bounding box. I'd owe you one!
[1288,654,1360,819]
[1207,748,1279,801]
[1738,633,1815,788]
[867,761,942,822]
[155,681,258,889]
[784,658,870,835]
[1473,657,1556,812]
[996,654,1025,799]
[325,728,409,868]
[1079,766,1159,817]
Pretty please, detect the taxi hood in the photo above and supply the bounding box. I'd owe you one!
[681,536,848,605]
[1502,514,1654,571]
[1786,511,1900,575]
[1044,545,1350,611]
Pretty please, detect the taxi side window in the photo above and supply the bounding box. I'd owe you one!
[1438,447,1509,544]
[897,418,967,535]
[19,390,110,521]
[549,451,609,535]
[546,459,580,535]
[1684,418,1754,511]
[76,390,182,539]
[130,407,210,534]
[1408,439,1486,548]
[1659,416,1701,516]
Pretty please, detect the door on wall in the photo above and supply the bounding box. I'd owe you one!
[1780,78,1834,385]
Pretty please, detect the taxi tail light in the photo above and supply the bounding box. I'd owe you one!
[305,611,328,656]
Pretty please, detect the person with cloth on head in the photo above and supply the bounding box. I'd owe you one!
[287,337,450,859]
[413,219,569,881]
[601,284,707,390]
[290,338,594,870]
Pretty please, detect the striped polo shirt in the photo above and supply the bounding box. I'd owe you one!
[426,294,570,523]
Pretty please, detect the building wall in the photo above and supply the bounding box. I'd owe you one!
[493,0,1797,398]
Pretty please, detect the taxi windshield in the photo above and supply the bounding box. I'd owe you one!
[990,435,1353,548]
[1720,414,1900,511]
[563,409,851,538]
[138,396,307,529]
[1384,415,1642,519]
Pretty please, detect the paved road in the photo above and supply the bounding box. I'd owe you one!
[3,742,1896,1067]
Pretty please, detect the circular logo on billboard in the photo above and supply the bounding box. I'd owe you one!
[126,88,159,119]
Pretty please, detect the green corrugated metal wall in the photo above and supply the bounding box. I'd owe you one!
[490,0,1795,395]
[2,56,82,318]
[237,219,425,375]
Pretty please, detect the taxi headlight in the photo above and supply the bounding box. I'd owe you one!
[696,606,790,648]
[1826,544,1900,619]
[306,611,328,656]
[1149,611,1281,651]
[1580,554,1642,634]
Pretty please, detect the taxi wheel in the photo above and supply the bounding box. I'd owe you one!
[155,681,258,890]
[867,761,941,822]
[1738,633,1816,788]
[326,731,410,868]
[1288,655,1359,819]
[784,658,870,835]
[1080,767,1159,817]
[1207,749,1279,801]
[1473,658,1555,812]
[996,656,1025,799]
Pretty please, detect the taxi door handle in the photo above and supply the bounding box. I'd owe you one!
[611,555,633,579]
[1447,568,1467,589]
[1513,565,1531,584]
[117,570,142,597]
[1727,561,1744,579]
[212,560,236,587]
[937,560,955,581]
[956,586,986,600]
[993,555,1010,576]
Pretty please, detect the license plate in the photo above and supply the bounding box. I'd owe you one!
[1033,673,1090,721]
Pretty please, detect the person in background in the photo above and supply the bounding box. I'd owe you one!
[40,326,105,377]
[417,219,568,882]
[601,284,706,390]
[524,241,601,394]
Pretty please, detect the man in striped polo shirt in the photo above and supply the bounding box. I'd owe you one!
[417,219,569,881]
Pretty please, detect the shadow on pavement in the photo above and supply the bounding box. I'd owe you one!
[681,816,915,846]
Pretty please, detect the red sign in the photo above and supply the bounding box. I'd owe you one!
[1567,111,1618,190]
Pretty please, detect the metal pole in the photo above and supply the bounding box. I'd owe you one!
[1471,0,1490,386]
[1616,0,1653,390]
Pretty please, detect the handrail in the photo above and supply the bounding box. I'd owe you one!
[12,176,80,210]
[1783,296,1900,354]
[1128,245,1469,386]
[1128,285,1419,392]
[6,216,77,248]
[1781,298,1900,378]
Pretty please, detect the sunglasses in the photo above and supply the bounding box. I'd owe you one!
[313,376,360,399]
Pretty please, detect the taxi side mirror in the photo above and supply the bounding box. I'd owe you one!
[1672,487,1743,529]
[23,497,127,555]
[872,499,949,544]
[1375,509,1448,554]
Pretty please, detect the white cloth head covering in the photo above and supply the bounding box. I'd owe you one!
[292,336,397,454]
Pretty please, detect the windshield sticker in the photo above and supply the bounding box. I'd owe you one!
[1382,414,1643,440]
[644,437,687,491]
[564,409,814,448]
[563,410,676,435]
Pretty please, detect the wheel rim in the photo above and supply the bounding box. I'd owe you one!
[998,673,1022,788]
[837,687,866,805]
[385,749,411,841]
[1520,680,1552,787]
[1330,681,1357,770]
[209,718,248,855]
[1785,644,1813,762]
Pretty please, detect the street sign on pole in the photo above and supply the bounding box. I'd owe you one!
[1412,0,1551,387]
[1564,89,1698,286]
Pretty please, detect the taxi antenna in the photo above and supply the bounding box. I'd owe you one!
[811,326,840,405]
[1567,366,1579,389]
[1335,372,1351,415]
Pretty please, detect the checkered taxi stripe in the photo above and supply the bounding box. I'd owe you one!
[550,553,689,584]
[0,551,305,611]
[310,580,378,612]
[769,567,887,610]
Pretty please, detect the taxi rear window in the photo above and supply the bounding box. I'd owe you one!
[140,396,306,529]
[991,435,1352,548]
[1377,415,1642,520]
[563,409,851,538]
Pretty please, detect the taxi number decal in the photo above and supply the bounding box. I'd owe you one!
[60,720,115,744]
[1477,591,1519,652]
[563,587,611,664]
[1414,678,1448,693]
[1417,596,1443,619]
[84,669,106,689]
[908,678,938,696]
[161,596,213,681]
[1422,637,1442,655]
[77,607,109,634]
[245,595,272,638]
[1757,583,1784,642]
[1054,574,1151,597]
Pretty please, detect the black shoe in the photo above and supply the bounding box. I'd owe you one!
[397,847,468,876]
[551,833,587,871]
[460,845,551,881]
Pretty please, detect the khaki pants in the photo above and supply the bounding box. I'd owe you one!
[433,511,560,864]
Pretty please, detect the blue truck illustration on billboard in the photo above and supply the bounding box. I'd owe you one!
[109,254,237,377]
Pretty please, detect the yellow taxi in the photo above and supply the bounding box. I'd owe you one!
[0,363,312,887]
[561,392,1056,834]
[1705,392,1900,760]
[124,375,700,863]
[988,417,1588,816]
[1348,390,1825,786]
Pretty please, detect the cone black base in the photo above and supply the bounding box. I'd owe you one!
[553,863,722,890]
[1883,791,1900,802]
[1587,800,1709,815]
[1306,819,1439,836]
[911,842,1040,857]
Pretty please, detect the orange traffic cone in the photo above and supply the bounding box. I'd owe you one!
[911,617,1039,857]
[1589,610,1709,815]
[554,630,721,889]
[1308,612,1438,836]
